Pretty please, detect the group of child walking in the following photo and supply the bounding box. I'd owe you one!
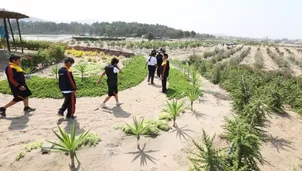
[146,48,170,93]
[0,48,170,120]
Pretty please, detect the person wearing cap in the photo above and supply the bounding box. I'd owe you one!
[145,49,157,84]
[161,53,170,93]
[156,49,164,78]
[0,55,36,117]
[58,57,78,120]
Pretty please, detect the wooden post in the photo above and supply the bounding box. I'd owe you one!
[3,18,10,52]
[16,19,23,53]
[7,19,17,51]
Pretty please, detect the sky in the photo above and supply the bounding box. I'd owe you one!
[2,0,302,39]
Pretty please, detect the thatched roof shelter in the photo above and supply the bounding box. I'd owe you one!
[0,9,29,53]
[0,9,29,19]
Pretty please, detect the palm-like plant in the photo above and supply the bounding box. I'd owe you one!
[52,65,59,79]
[47,123,90,168]
[125,117,150,149]
[75,63,88,81]
[186,87,202,111]
[163,99,186,128]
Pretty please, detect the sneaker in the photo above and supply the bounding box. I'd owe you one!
[66,116,77,120]
[101,103,107,109]
[116,102,123,106]
[57,111,64,116]
[0,107,6,117]
[24,106,36,112]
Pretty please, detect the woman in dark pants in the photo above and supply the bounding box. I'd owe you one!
[145,50,157,84]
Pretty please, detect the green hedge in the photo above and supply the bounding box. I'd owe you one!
[166,68,194,99]
[0,56,147,98]
[11,40,66,50]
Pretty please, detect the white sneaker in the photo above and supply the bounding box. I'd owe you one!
[116,102,123,106]
[101,103,107,108]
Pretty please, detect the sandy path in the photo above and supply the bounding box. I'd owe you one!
[261,47,279,71]
[0,71,233,171]
[241,46,256,66]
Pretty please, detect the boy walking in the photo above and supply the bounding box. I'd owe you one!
[156,49,164,78]
[0,55,35,116]
[58,57,77,119]
[161,53,170,93]
[98,57,122,108]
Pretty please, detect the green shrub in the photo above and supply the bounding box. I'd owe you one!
[121,119,169,136]
[25,141,44,152]
[254,49,264,69]
[78,133,101,147]
[15,151,25,161]
[158,112,173,121]
[0,56,146,98]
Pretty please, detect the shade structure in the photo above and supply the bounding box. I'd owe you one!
[0,9,29,19]
[0,9,29,53]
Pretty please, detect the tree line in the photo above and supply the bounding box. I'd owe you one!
[8,21,215,39]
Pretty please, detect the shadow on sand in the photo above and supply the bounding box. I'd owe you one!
[170,125,194,142]
[1,112,34,130]
[191,110,206,120]
[266,134,295,153]
[99,106,131,118]
[69,154,81,171]
[57,118,85,135]
[126,143,159,166]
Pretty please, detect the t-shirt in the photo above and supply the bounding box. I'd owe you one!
[147,56,157,66]
[105,65,120,86]
[156,53,163,66]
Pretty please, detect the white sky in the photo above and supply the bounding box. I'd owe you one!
[2,0,302,39]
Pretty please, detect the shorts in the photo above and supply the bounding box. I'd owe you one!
[108,85,118,97]
[11,85,32,102]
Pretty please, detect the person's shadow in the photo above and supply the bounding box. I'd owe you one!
[57,118,85,135]
[1,112,33,130]
[100,106,131,118]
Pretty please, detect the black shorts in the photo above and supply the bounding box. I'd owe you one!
[12,85,32,102]
[108,85,118,97]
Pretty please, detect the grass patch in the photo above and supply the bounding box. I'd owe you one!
[0,56,146,98]
[121,119,169,136]
[167,68,194,99]
[158,112,173,121]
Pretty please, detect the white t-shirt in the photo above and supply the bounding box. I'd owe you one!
[147,56,157,66]
[113,67,120,73]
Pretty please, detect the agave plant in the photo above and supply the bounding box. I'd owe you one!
[51,65,59,79]
[186,87,202,111]
[23,66,34,75]
[75,63,88,81]
[163,99,186,128]
[125,117,150,149]
[47,123,90,168]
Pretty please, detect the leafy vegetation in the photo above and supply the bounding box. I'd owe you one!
[0,56,146,98]
[121,119,169,136]
[78,133,101,147]
[266,47,290,70]
[228,47,251,66]
[163,99,186,128]
[15,151,25,161]
[47,123,90,168]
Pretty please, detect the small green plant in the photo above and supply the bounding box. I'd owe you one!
[23,66,34,75]
[124,117,150,149]
[254,49,264,69]
[51,65,59,79]
[15,151,25,161]
[163,99,186,128]
[158,112,173,121]
[78,133,101,147]
[47,123,90,168]
[25,141,44,152]
[186,87,202,111]
[75,63,88,81]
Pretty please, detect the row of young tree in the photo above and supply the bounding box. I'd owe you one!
[9,21,215,39]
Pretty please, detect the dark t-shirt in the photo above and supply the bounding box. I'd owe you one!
[105,65,118,86]
[156,53,163,66]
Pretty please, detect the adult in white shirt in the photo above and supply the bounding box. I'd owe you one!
[145,49,157,84]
